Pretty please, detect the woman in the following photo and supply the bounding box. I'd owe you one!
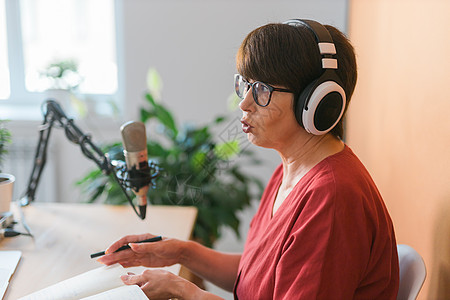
[98,19,399,299]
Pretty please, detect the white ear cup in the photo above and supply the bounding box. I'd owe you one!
[302,81,346,135]
[285,19,347,135]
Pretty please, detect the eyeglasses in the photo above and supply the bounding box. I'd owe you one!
[234,74,294,107]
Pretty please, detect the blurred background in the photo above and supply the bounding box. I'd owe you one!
[0,0,448,299]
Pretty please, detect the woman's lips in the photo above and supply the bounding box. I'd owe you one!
[241,119,253,133]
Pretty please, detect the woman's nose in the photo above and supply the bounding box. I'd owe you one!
[238,90,255,112]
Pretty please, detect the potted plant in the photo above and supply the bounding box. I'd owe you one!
[40,59,86,117]
[0,120,14,213]
[77,69,264,248]
[40,59,82,91]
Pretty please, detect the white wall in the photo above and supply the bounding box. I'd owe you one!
[5,1,348,298]
[120,0,349,122]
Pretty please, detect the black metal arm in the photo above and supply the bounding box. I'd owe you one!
[19,100,159,220]
[20,100,112,206]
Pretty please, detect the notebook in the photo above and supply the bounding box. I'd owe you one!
[0,250,22,299]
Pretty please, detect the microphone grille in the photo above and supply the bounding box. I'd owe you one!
[120,121,147,152]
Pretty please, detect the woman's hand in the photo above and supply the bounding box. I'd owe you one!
[121,270,223,300]
[97,233,240,293]
[97,233,185,268]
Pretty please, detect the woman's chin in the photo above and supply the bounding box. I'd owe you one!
[246,134,271,149]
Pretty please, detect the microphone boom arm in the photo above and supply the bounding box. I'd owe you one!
[20,100,112,206]
[20,100,157,220]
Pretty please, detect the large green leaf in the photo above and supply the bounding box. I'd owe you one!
[144,93,178,138]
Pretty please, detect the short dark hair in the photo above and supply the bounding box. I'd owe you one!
[236,22,357,139]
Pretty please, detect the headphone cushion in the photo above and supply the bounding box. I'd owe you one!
[295,75,346,135]
[295,78,318,128]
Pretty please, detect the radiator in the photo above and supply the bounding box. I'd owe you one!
[2,136,57,203]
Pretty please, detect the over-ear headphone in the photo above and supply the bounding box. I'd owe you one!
[283,19,346,135]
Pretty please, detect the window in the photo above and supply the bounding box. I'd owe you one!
[0,0,119,114]
[0,0,10,99]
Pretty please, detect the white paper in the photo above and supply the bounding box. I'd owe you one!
[0,268,11,299]
[81,285,147,300]
[0,250,21,299]
[18,264,145,300]
[0,250,21,276]
[18,263,180,300]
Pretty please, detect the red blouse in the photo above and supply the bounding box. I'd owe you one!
[234,145,399,299]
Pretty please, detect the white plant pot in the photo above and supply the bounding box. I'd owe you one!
[0,173,15,213]
[44,89,73,114]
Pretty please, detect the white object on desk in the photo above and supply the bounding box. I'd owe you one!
[18,264,153,300]
[0,250,21,299]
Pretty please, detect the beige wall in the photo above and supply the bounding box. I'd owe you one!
[347,0,450,298]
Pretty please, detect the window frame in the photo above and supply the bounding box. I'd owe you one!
[0,0,124,119]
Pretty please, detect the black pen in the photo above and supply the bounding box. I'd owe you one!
[90,236,163,259]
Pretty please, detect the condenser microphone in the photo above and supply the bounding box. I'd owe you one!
[120,121,150,219]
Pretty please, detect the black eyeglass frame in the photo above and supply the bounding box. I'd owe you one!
[234,74,294,107]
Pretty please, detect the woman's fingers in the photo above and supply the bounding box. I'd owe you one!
[97,247,133,265]
[98,235,182,269]
[121,269,187,299]
[104,233,156,254]
[97,233,159,265]
[128,241,160,253]
[121,273,146,287]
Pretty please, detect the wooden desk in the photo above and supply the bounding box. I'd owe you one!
[0,203,197,299]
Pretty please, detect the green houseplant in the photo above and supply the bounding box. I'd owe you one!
[40,59,88,118]
[77,70,264,247]
[40,59,82,91]
[0,120,11,173]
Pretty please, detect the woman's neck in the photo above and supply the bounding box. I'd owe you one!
[277,134,344,189]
